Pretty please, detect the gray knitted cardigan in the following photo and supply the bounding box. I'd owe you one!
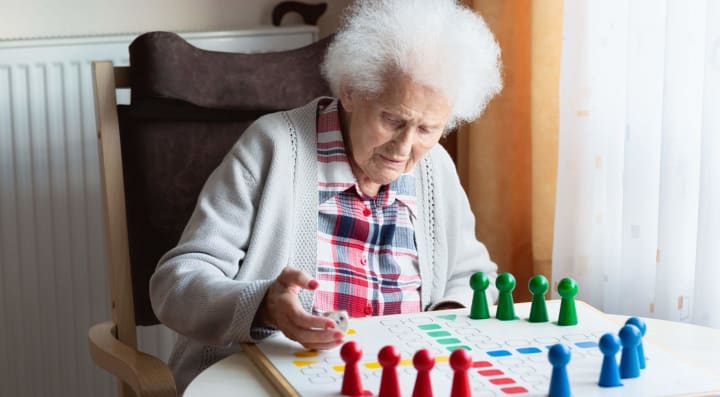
[150,97,498,392]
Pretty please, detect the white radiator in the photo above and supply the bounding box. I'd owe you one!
[0,26,317,397]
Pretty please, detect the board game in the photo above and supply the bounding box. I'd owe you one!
[243,300,720,396]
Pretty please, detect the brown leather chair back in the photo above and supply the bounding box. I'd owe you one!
[121,31,332,325]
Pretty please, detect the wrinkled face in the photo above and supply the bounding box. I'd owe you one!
[340,73,451,195]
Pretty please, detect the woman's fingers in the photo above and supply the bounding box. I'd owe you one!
[284,325,344,346]
[265,267,345,349]
[277,267,319,291]
[277,307,342,344]
[290,307,336,330]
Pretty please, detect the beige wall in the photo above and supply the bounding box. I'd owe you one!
[0,0,351,40]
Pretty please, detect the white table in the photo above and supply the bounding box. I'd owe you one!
[184,315,720,396]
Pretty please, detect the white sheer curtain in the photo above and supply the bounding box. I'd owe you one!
[553,0,720,328]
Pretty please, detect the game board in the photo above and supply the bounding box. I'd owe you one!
[243,300,720,396]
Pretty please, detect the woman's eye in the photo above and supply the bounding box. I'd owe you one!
[383,114,402,126]
[419,126,438,135]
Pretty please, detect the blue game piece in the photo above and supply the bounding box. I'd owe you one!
[618,324,641,379]
[598,333,623,387]
[548,344,571,397]
[626,317,647,369]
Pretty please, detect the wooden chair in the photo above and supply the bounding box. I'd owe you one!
[89,30,332,397]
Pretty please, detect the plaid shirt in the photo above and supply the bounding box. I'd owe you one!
[313,98,422,318]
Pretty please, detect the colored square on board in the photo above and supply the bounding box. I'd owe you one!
[293,351,319,358]
[575,341,599,348]
[418,324,442,331]
[487,350,512,357]
[472,361,493,368]
[437,338,462,345]
[490,377,516,385]
[428,330,452,337]
[292,360,317,367]
[479,369,504,376]
[516,347,542,354]
[501,386,529,394]
[446,345,472,352]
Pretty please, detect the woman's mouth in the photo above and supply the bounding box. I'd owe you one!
[379,154,407,169]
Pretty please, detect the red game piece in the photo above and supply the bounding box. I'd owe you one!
[412,349,435,397]
[449,349,472,397]
[341,341,364,396]
[378,345,402,397]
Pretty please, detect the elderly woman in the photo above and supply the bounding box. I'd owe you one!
[150,0,502,392]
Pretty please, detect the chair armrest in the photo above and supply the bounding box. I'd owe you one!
[89,321,177,397]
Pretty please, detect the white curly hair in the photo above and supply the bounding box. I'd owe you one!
[321,0,503,131]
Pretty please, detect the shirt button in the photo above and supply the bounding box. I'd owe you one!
[360,256,368,265]
[364,304,373,315]
[363,208,371,216]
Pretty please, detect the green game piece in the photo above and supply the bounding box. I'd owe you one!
[469,272,491,319]
[495,272,518,321]
[557,277,579,326]
[528,274,549,323]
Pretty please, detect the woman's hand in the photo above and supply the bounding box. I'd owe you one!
[255,267,344,350]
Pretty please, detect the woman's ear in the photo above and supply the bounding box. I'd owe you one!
[339,83,354,112]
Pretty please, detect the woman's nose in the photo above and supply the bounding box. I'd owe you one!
[394,128,415,151]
